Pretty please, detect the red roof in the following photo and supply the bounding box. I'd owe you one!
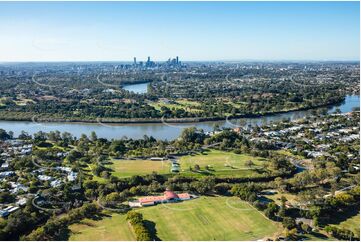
[138,190,191,204]
[178,193,191,199]
[164,190,179,200]
[138,195,165,203]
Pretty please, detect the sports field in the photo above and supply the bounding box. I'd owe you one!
[148,99,202,113]
[108,159,171,178]
[107,150,268,178]
[69,196,281,241]
[179,149,267,177]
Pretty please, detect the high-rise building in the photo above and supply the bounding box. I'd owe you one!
[133,57,137,65]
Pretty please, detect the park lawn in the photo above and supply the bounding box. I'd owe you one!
[179,149,267,178]
[263,190,299,206]
[176,99,201,107]
[69,216,135,241]
[14,98,35,106]
[148,99,202,113]
[148,100,185,111]
[69,196,281,241]
[276,149,304,159]
[108,159,171,178]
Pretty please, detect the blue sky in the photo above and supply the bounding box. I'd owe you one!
[0,1,359,61]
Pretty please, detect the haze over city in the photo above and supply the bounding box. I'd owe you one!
[0,1,359,62]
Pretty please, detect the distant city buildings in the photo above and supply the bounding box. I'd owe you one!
[132,56,182,69]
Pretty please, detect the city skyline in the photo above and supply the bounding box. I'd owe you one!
[0,1,359,62]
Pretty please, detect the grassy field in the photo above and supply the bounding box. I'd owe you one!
[105,150,268,179]
[276,149,304,159]
[69,196,281,241]
[108,159,171,178]
[334,213,360,236]
[69,214,135,241]
[179,149,267,178]
[263,190,299,206]
[148,99,202,113]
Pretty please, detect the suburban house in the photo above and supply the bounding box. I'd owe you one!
[129,189,197,207]
[0,206,19,218]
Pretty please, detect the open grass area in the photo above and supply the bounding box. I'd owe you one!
[69,214,135,241]
[14,98,35,106]
[333,213,360,237]
[178,149,267,178]
[103,150,269,179]
[69,196,281,241]
[148,98,202,113]
[108,159,171,178]
[276,149,304,159]
[263,190,299,206]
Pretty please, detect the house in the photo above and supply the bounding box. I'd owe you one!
[0,210,9,218]
[233,127,242,134]
[50,179,62,188]
[38,175,53,181]
[9,182,29,194]
[56,166,72,173]
[67,171,78,182]
[0,171,15,178]
[0,206,19,217]
[129,189,196,207]
[0,162,9,169]
[16,198,27,206]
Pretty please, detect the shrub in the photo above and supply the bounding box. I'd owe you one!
[126,211,152,241]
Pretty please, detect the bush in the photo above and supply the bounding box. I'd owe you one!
[282,217,296,229]
[126,211,152,241]
[324,225,355,240]
[24,203,99,240]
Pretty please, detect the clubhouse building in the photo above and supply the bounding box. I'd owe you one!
[129,189,197,207]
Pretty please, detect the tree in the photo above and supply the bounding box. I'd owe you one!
[278,196,287,217]
[282,217,296,229]
[180,127,205,144]
[0,129,10,140]
[110,140,126,155]
[0,192,15,203]
[285,228,298,240]
[245,160,254,168]
[105,192,122,206]
[67,150,82,163]
[90,131,98,142]
[301,223,312,233]
[264,202,279,220]
[192,177,215,194]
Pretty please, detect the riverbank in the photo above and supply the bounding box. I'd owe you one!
[0,95,358,140]
[0,98,349,125]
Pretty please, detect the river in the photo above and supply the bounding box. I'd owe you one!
[0,95,359,140]
[122,82,149,94]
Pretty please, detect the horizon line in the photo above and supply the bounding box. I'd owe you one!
[0,59,359,64]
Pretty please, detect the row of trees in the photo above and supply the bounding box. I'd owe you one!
[23,203,99,240]
[126,211,153,241]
